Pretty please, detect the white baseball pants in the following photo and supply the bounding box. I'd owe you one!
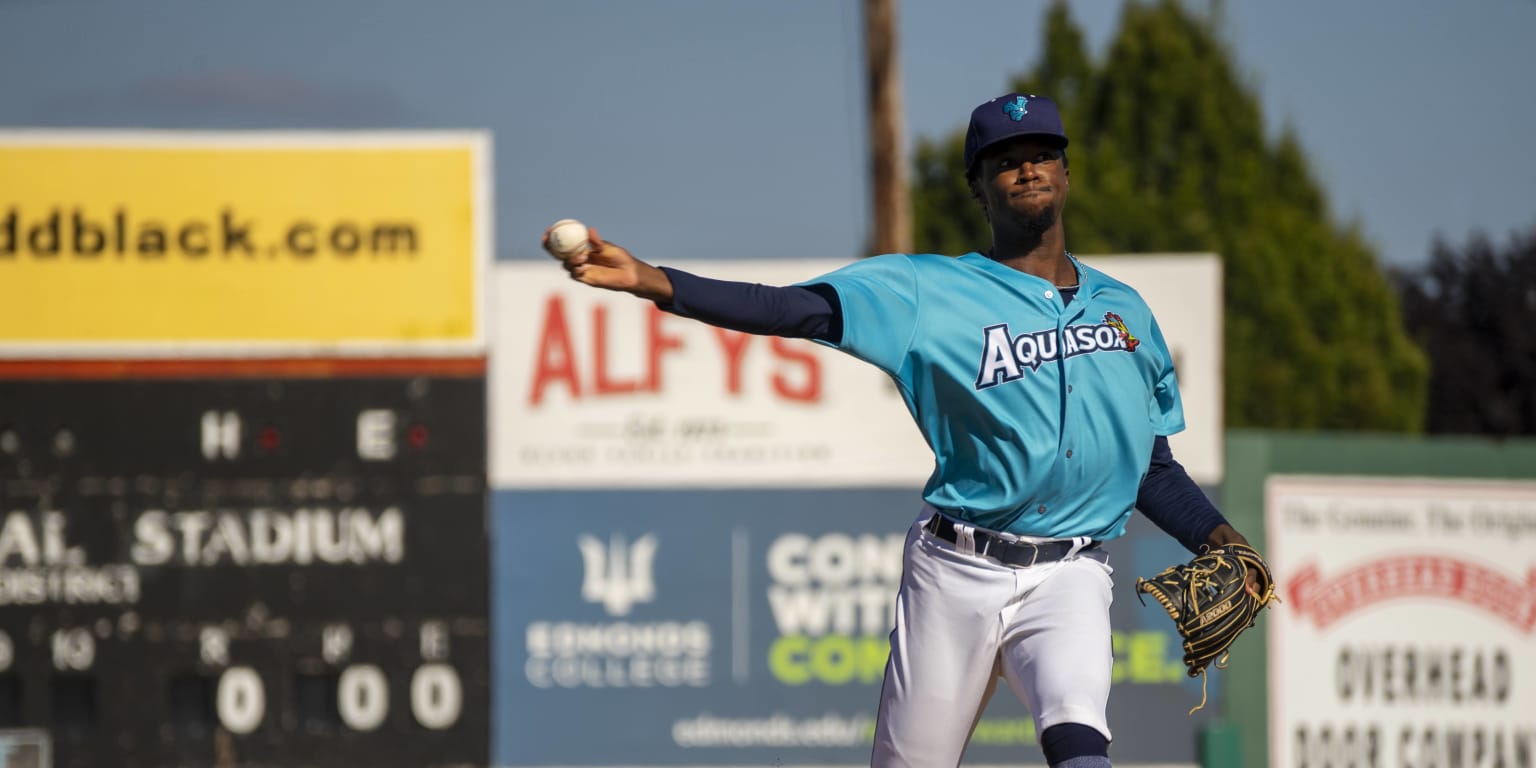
[870,511,1115,767]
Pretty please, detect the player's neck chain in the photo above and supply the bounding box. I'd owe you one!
[1057,251,1080,289]
[986,248,1080,289]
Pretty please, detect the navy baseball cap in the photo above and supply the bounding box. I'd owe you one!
[963,93,1069,175]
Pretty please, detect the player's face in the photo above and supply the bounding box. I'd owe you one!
[975,138,1068,232]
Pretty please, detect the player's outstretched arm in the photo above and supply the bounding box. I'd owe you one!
[539,221,840,342]
[541,223,674,303]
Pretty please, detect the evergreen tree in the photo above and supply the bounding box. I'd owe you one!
[912,0,1428,431]
[1396,227,1536,435]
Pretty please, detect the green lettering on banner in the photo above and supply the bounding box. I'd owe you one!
[768,634,888,685]
[969,717,1038,746]
[768,631,1185,687]
[1111,630,1186,683]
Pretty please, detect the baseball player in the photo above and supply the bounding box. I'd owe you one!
[545,92,1262,768]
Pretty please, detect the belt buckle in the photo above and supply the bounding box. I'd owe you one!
[1024,542,1039,567]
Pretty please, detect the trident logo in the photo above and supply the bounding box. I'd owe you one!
[577,533,658,616]
[1003,95,1029,121]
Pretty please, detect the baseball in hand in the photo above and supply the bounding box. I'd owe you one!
[546,219,592,263]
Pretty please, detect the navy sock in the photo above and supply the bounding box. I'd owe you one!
[1041,723,1109,764]
[1052,757,1111,768]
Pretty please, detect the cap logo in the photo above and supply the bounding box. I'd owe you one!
[1003,95,1029,121]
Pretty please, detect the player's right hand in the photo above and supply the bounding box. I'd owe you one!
[541,225,674,303]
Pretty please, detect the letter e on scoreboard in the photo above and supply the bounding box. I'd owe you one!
[357,409,397,461]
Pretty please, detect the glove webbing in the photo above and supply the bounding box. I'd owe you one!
[1136,544,1278,714]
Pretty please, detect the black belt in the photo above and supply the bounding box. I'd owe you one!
[923,513,1099,567]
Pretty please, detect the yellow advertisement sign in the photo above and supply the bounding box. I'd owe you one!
[0,131,488,356]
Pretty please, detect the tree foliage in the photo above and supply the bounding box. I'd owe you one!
[910,0,1428,431]
[1395,228,1536,435]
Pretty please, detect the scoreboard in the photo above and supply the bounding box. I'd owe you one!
[0,373,489,768]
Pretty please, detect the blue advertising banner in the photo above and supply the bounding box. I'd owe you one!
[491,488,1219,767]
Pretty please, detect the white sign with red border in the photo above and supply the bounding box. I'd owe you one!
[1266,475,1536,768]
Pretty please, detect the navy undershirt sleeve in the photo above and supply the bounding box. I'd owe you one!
[658,266,842,343]
[1136,436,1230,553]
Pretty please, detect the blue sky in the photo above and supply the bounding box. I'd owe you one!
[2,0,1532,269]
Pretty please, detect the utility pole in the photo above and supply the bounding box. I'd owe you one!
[864,0,911,257]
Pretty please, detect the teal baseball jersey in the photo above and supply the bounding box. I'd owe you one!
[802,252,1184,541]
